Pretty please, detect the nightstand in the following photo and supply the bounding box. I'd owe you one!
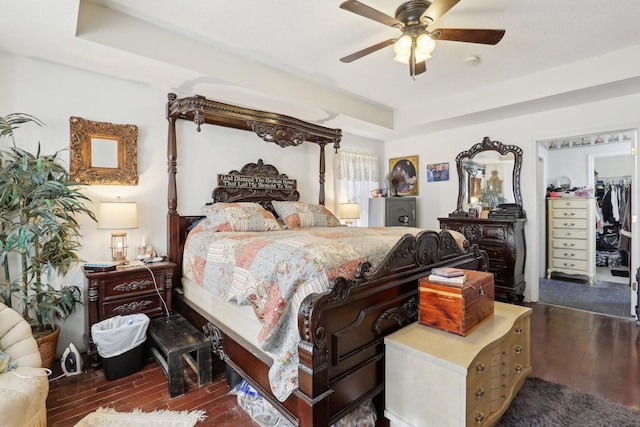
[84,261,176,368]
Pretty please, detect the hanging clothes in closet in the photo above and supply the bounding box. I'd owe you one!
[599,178,629,225]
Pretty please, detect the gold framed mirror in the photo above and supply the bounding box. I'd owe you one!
[69,116,138,185]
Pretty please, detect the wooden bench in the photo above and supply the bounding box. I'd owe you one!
[147,314,212,398]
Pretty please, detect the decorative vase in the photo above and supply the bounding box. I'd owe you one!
[35,325,60,369]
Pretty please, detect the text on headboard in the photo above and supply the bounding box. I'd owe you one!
[217,174,297,190]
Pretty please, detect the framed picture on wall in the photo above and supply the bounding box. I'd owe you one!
[427,162,450,182]
[389,156,419,196]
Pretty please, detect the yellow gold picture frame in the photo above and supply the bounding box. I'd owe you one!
[389,155,419,196]
[69,117,138,185]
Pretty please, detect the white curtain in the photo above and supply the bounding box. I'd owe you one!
[334,149,379,226]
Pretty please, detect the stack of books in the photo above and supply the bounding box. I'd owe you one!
[428,267,466,284]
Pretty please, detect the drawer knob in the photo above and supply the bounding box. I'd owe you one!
[515,363,523,373]
[563,222,576,227]
[514,345,523,354]
[563,252,575,257]
[563,262,576,267]
[475,362,486,374]
[563,243,575,247]
[475,387,485,399]
[514,326,522,334]
[475,412,485,425]
[563,212,576,217]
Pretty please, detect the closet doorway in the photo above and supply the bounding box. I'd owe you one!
[538,131,637,320]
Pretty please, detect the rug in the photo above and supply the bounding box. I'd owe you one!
[497,377,640,426]
[73,407,207,427]
[539,277,632,318]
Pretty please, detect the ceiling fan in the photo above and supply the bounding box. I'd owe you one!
[339,0,505,79]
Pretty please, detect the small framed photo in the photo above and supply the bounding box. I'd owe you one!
[427,162,449,182]
[389,156,419,196]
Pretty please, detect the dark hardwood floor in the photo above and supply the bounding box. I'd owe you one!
[47,302,640,426]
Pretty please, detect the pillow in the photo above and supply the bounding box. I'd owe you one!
[272,201,341,229]
[0,349,16,372]
[201,202,281,232]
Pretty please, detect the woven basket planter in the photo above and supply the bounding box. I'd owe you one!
[35,325,61,369]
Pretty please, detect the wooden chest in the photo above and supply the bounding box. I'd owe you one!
[419,269,494,336]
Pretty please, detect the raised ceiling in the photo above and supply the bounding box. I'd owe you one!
[2,0,640,140]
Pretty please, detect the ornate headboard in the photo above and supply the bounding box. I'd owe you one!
[211,159,300,216]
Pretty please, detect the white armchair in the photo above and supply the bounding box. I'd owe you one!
[0,301,49,427]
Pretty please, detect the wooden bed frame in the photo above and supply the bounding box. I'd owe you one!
[166,94,488,426]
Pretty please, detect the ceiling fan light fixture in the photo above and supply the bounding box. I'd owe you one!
[416,33,436,56]
[393,35,412,54]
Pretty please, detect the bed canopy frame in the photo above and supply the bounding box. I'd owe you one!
[165,93,487,426]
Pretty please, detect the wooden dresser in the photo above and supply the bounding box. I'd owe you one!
[546,197,595,283]
[84,261,175,367]
[384,302,531,427]
[439,217,526,301]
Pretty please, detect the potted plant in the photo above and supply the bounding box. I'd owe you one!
[0,113,96,368]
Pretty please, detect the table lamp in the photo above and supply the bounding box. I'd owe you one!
[98,197,138,262]
[339,203,360,226]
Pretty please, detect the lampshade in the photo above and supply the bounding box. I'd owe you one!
[339,203,360,226]
[98,200,139,230]
[98,198,138,262]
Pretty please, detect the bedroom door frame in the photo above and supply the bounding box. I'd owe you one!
[587,147,637,318]
[536,129,638,319]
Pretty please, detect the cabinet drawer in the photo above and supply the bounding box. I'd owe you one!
[552,209,587,220]
[103,272,165,297]
[552,248,587,261]
[552,238,587,250]
[550,258,587,272]
[468,350,491,387]
[550,198,588,209]
[552,229,587,240]
[102,294,165,318]
[552,219,587,230]
[466,395,491,427]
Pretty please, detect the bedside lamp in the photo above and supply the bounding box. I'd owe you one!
[98,197,138,263]
[339,203,360,226]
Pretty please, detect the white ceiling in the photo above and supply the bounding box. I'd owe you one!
[3,0,640,141]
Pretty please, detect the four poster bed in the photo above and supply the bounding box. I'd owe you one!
[165,93,488,426]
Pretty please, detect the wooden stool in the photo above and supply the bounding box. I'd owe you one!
[147,314,212,398]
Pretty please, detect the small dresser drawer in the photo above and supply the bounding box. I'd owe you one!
[552,229,587,240]
[552,238,587,250]
[550,258,587,272]
[552,248,587,261]
[552,209,587,219]
[552,219,587,230]
[550,198,588,209]
[102,294,165,318]
[103,271,164,297]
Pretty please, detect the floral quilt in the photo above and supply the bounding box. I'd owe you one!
[182,224,463,401]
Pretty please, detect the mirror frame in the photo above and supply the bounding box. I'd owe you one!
[454,136,525,217]
[69,116,138,185]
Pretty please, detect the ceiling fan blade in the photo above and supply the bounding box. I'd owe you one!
[340,38,397,63]
[434,28,505,45]
[340,0,403,28]
[421,0,461,24]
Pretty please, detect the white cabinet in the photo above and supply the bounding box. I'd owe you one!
[546,197,595,283]
[369,197,416,227]
[384,303,532,427]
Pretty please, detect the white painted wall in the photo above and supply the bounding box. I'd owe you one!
[5,47,640,354]
[0,51,383,355]
[384,94,640,304]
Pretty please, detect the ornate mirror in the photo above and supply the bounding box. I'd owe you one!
[453,136,525,217]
